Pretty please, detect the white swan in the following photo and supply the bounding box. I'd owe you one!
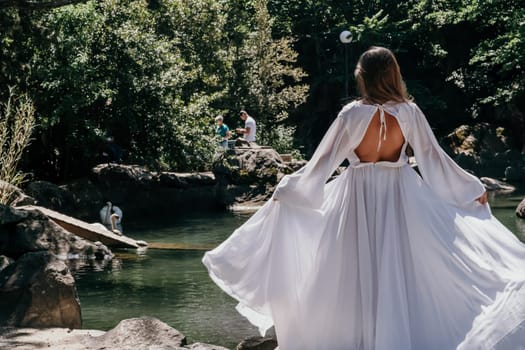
[90,214,122,236]
[99,202,123,235]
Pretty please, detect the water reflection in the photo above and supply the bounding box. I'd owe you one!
[488,190,525,241]
[73,211,256,349]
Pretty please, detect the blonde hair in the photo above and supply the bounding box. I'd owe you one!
[354,46,410,104]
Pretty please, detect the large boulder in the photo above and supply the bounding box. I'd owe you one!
[237,336,278,350]
[22,165,212,221]
[516,198,525,219]
[0,318,229,350]
[0,251,81,328]
[24,181,77,216]
[63,164,220,219]
[445,123,510,156]
[158,172,216,188]
[443,123,525,180]
[213,147,292,207]
[92,163,155,188]
[89,317,186,349]
[0,205,112,260]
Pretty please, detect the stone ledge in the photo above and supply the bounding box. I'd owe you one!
[0,317,231,350]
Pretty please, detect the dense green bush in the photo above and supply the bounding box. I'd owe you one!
[0,0,308,179]
[269,0,524,154]
[0,0,524,180]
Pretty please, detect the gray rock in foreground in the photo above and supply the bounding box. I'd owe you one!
[90,317,187,349]
[516,198,525,219]
[0,251,81,329]
[237,336,278,350]
[83,317,228,350]
[0,317,230,350]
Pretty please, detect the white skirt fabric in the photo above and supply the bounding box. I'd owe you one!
[203,163,525,350]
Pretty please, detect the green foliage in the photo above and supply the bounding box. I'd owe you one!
[1,0,524,178]
[325,0,525,134]
[399,0,525,144]
[0,88,35,205]
[349,10,390,44]
[0,0,308,178]
[264,124,298,154]
[233,0,308,150]
[451,3,524,116]
[27,0,217,174]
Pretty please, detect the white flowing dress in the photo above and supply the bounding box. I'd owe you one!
[202,101,525,350]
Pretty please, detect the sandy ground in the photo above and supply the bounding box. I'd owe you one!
[0,327,105,350]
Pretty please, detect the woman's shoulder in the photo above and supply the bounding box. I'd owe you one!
[383,100,422,119]
[402,100,420,111]
[337,99,370,118]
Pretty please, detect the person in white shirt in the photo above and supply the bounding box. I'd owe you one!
[236,110,257,143]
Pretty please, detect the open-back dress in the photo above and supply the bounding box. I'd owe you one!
[203,101,525,350]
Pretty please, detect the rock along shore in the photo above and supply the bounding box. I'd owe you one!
[0,204,278,349]
[17,138,525,220]
[0,317,278,350]
[19,147,306,220]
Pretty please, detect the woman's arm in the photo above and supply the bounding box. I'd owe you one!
[408,103,486,207]
[273,104,355,209]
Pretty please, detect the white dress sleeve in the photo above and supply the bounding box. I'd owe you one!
[273,108,352,209]
[408,103,485,206]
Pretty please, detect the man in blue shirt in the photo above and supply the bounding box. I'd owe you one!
[215,115,231,149]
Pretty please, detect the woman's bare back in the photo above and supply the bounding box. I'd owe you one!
[354,109,405,163]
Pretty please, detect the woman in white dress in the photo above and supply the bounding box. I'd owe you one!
[203,46,525,350]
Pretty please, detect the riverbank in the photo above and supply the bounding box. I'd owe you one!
[1,327,104,350]
[0,318,277,350]
[0,317,230,350]
[17,147,302,221]
[0,204,274,349]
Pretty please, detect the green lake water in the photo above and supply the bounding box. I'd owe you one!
[73,191,525,349]
[73,211,258,349]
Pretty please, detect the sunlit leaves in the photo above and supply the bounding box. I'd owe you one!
[0,88,35,205]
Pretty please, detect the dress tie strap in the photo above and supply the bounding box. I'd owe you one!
[376,105,387,151]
